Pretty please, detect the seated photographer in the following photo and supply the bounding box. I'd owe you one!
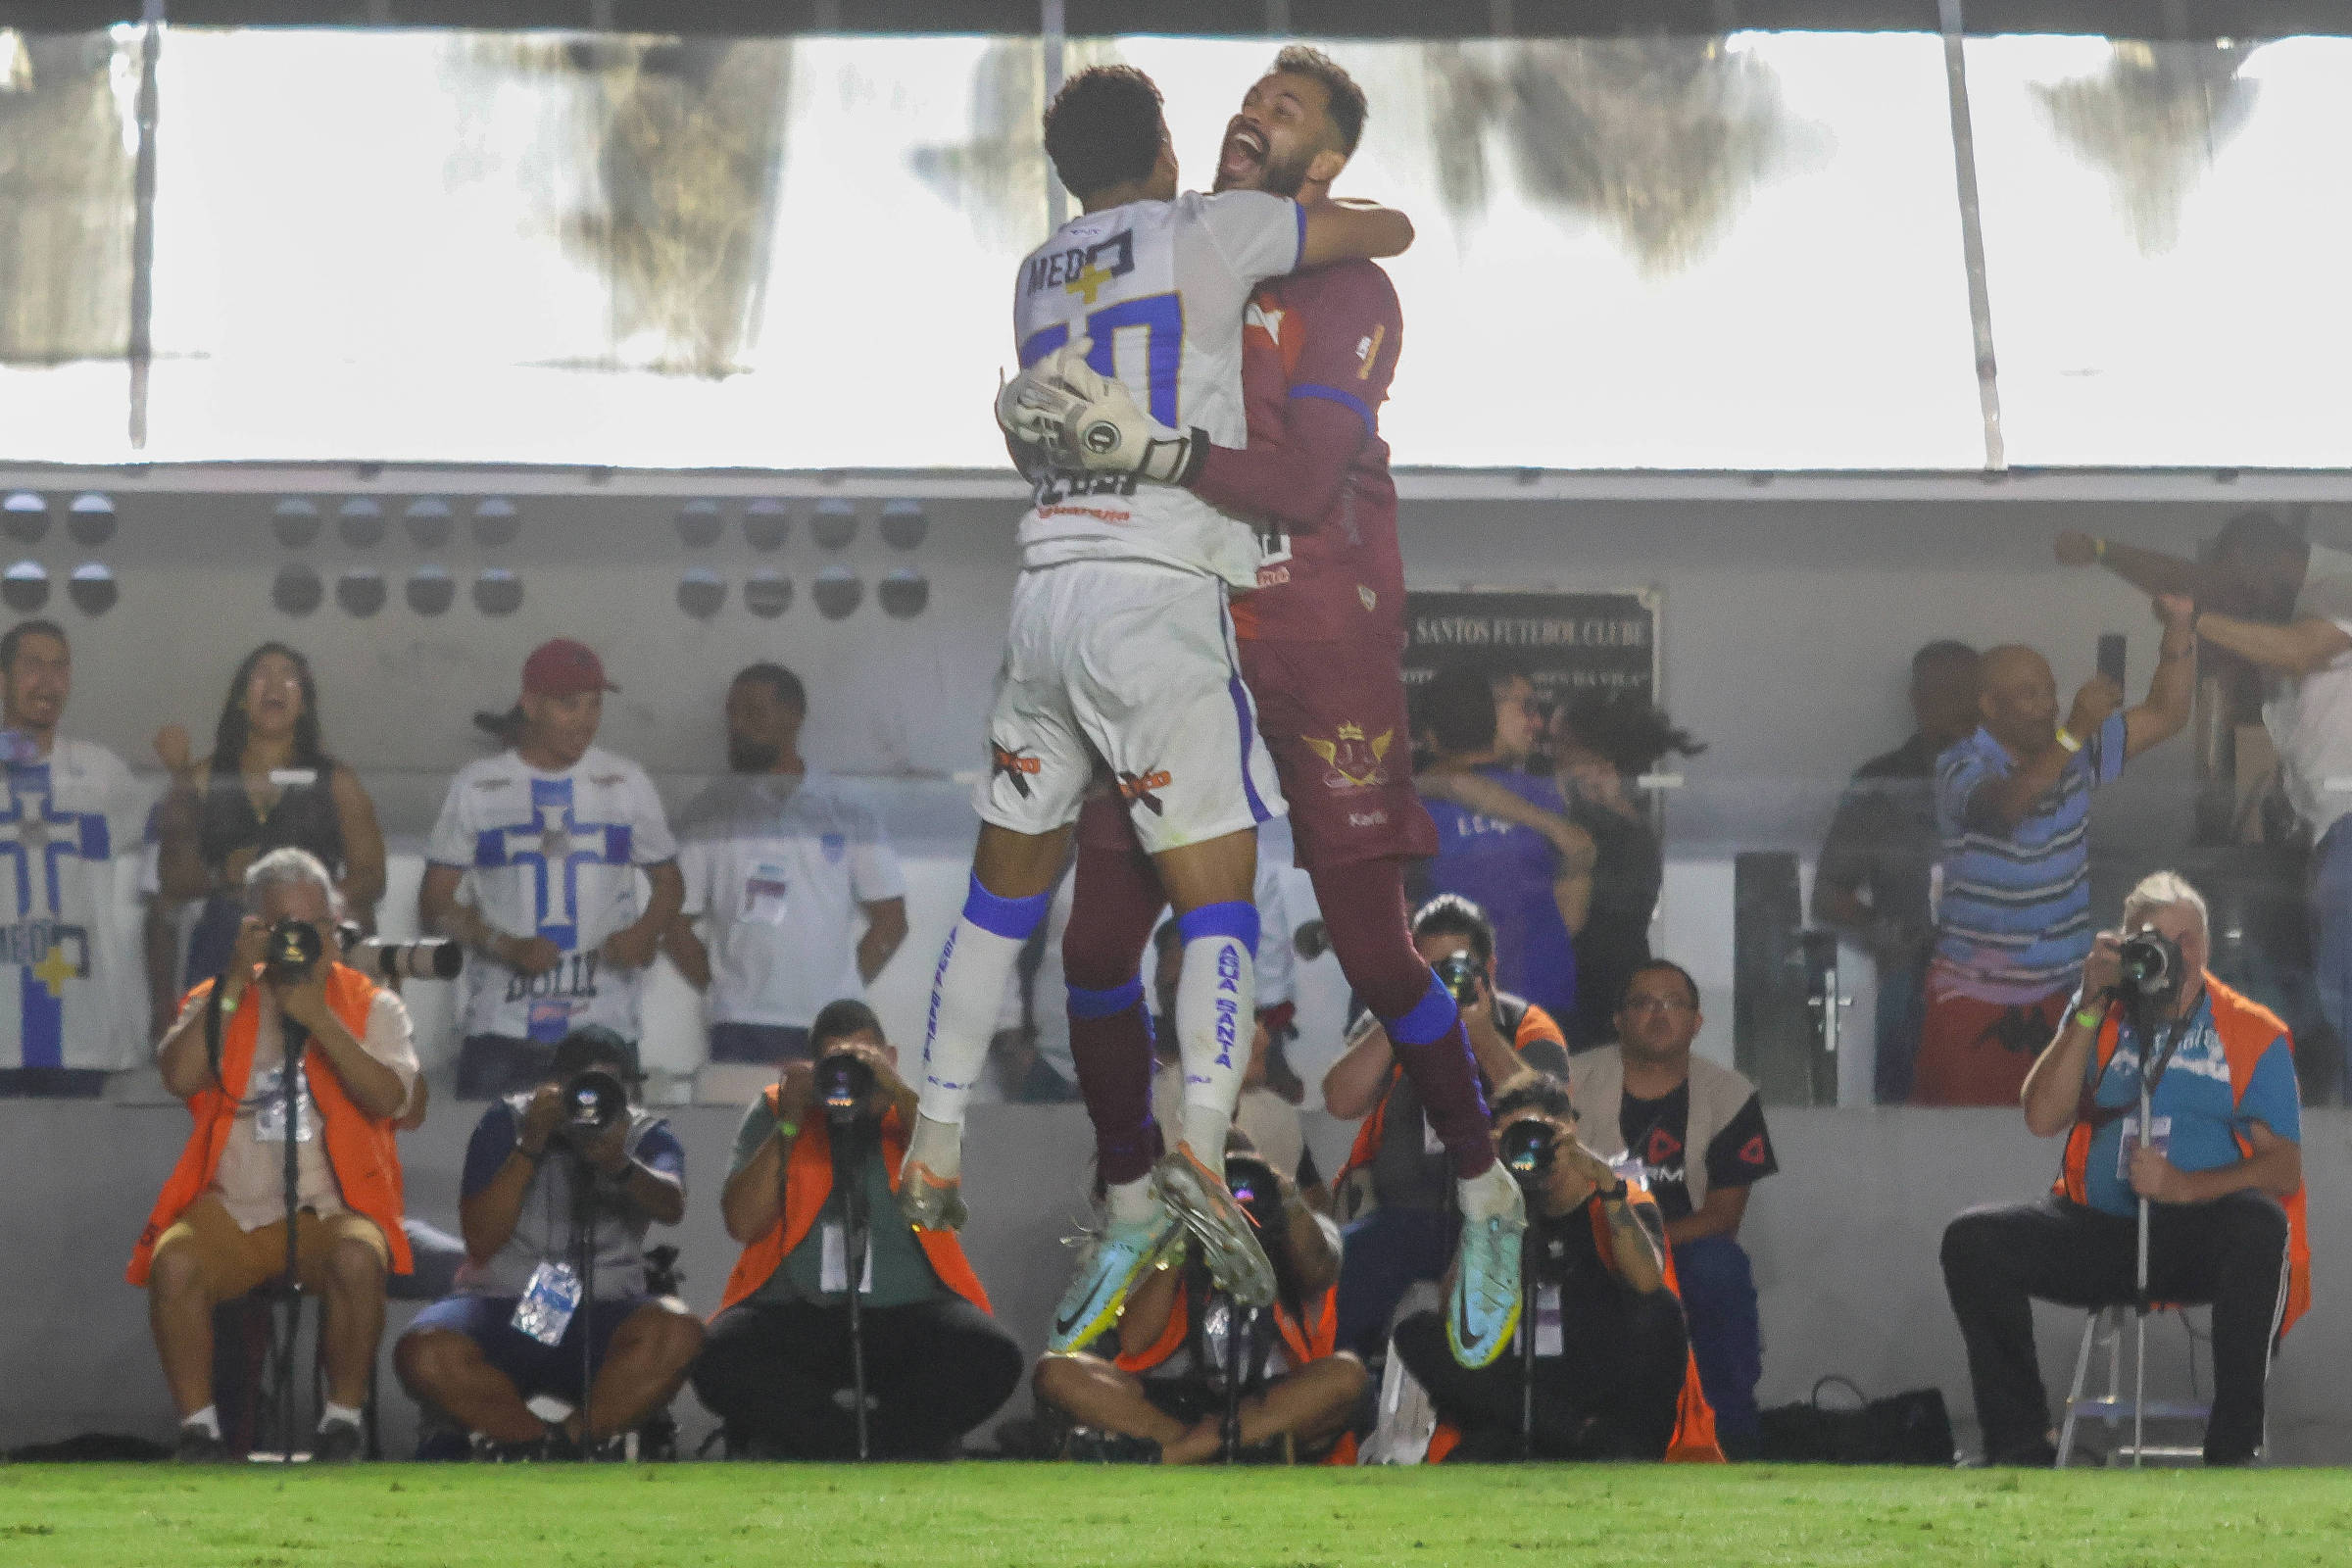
[693,1001,1021,1459]
[1394,1075,1719,1462]
[1323,895,1569,1357]
[393,1027,701,1459]
[1940,872,2311,1467]
[130,848,419,1464]
[1033,1136,1363,1465]
[1569,959,1776,1457]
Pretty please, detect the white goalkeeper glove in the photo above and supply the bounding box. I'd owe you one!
[995,339,1208,486]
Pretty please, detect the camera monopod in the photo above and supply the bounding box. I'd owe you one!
[560,1069,629,1452]
[277,1013,307,1463]
[819,1053,878,1460]
[1498,1118,1559,1460]
[2116,941,2188,1471]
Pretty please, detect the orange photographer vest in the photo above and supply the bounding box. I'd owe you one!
[2054,976,2313,1337]
[715,1090,991,1316]
[1427,1184,1724,1465]
[1112,1278,1356,1465]
[128,964,413,1286]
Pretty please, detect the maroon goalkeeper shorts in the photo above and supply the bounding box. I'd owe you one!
[1238,637,1437,871]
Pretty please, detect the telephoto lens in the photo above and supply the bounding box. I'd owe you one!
[1498,1117,1559,1187]
[817,1051,878,1127]
[2118,930,2183,998]
[1435,952,1482,1007]
[562,1069,629,1135]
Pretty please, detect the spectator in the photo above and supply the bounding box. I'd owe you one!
[1551,692,1702,1052]
[130,848,419,1463]
[1919,605,2194,1104]
[664,663,908,1068]
[151,643,387,989]
[1414,662,1592,1030]
[1814,641,1983,1104]
[1393,1074,1719,1461]
[0,619,141,1094]
[1322,894,1569,1358]
[2060,514,2352,1071]
[1033,1138,1363,1464]
[420,639,683,1098]
[1569,959,1776,1458]
[1940,871,2310,1467]
[394,1028,702,1458]
[693,1000,1021,1459]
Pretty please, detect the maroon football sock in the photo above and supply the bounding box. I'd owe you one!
[1311,858,1495,1179]
[1062,816,1168,1188]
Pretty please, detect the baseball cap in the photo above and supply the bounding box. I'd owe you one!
[521,638,618,698]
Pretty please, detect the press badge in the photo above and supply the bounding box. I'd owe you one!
[1534,1283,1564,1358]
[819,1224,875,1296]
[2119,1116,2174,1179]
[249,1066,317,1145]
[513,1261,582,1346]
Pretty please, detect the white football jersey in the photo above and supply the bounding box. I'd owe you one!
[0,739,139,1071]
[425,746,677,1044]
[1012,189,1303,588]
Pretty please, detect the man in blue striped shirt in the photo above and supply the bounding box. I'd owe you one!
[1916,599,2196,1104]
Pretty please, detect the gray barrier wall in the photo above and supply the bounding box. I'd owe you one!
[6,1102,2343,1461]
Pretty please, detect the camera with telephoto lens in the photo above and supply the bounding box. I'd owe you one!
[2118,929,2186,1003]
[815,1048,878,1129]
[553,1068,629,1151]
[263,917,324,984]
[334,921,464,981]
[1498,1116,1560,1189]
[1434,952,1484,1007]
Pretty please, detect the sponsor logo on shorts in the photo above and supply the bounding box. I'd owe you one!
[991,742,1041,799]
[1117,768,1172,815]
[1304,721,1393,790]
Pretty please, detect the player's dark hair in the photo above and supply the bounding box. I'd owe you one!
[1411,893,1494,969]
[1621,958,1701,1012]
[811,997,885,1055]
[732,662,807,712]
[1557,690,1704,778]
[1043,66,1165,201]
[1272,45,1367,157]
[1415,662,1499,756]
[0,618,66,674]
[1493,1072,1576,1124]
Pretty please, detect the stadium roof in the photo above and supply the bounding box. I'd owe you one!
[4,1,2349,40]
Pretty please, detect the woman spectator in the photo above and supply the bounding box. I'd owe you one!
[1550,692,1703,1052]
[152,643,386,985]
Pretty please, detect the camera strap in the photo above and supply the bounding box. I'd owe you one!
[202,971,229,1091]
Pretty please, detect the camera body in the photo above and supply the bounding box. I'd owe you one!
[552,1067,630,1151]
[2118,929,2187,1005]
[1434,952,1484,1008]
[262,916,324,985]
[815,1049,878,1129]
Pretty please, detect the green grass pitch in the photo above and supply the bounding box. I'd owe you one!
[2,1463,2346,1567]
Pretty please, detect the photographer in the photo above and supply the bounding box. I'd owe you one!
[1393,1075,1719,1461]
[692,1000,1021,1459]
[1323,895,1569,1357]
[132,848,419,1463]
[1940,872,2311,1467]
[393,1028,701,1459]
[1033,1135,1364,1464]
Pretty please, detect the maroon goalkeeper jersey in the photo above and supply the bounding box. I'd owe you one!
[1222,260,1405,646]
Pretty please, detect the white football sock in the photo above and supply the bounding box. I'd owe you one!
[183,1405,220,1439]
[910,876,1052,1174]
[1458,1160,1523,1222]
[319,1401,365,1432]
[1175,914,1255,1186]
[1106,1174,1158,1226]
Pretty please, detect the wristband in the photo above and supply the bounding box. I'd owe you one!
[774,1118,800,1142]
[2054,727,2082,754]
[2072,1004,2105,1032]
[2092,537,2108,562]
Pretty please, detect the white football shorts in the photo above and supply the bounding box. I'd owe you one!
[976,560,1287,856]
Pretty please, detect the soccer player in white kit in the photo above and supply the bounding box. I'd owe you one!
[901,66,1413,1313]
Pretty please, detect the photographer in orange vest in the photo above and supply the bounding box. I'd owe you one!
[1942,871,2310,1467]
[130,848,419,1462]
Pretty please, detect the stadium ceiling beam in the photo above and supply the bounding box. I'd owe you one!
[5,1,2352,37]
[9,464,2352,505]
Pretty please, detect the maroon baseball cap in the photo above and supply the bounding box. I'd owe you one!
[521,638,618,698]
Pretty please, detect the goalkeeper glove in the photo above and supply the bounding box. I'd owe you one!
[996,339,1208,486]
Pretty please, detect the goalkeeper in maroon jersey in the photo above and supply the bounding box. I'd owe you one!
[1002,46,1526,1370]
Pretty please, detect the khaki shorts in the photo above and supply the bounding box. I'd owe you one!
[150,1194,390,1300]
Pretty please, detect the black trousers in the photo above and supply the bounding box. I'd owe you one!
[1393,1293,1689,1460]
[1940,1193,2289,1464]
[691,1297,1022,1460]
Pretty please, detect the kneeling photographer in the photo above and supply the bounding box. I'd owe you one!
[1394,1076,1719,1462]
[1033,1134,1365,1465]
[1940,872,2311,1467]
[394,1027,701,1459]
[693,1000,1021,1459]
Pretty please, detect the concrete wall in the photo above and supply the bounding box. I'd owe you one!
[9,1099,2345,1462]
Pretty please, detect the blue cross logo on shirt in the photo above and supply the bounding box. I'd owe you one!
[471,777,632,953]
[0,764,109,1070]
